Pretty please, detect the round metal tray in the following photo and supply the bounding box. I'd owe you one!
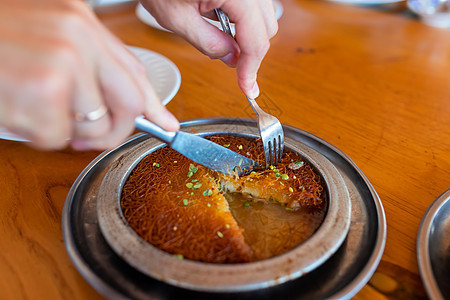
[417,188,450,300]
[96,123,352,292]
[62,118,386,299]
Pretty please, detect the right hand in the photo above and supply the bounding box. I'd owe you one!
[0,0,179,151]
[140,0,278,99]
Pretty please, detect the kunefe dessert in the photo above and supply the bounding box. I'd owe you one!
[121,136,326,263]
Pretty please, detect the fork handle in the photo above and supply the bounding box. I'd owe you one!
[246,96,264,117]
[215,9,234,37]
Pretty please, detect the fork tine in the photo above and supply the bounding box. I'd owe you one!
[278,134,284,162]
[264,139,271,169]
[272,137,278,167]
[270,139,275,167]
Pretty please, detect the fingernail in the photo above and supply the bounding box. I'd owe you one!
[71,140,90,151]
[163,110,180,132]
[248,81,260,99]
[219,52,237,67]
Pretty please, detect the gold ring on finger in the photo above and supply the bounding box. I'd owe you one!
[73,104,108,122]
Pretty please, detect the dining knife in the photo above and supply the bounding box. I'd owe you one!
[135,117,259,175]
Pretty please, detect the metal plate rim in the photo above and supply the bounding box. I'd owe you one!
[62,117,387,300]
[96,126,351,292]
[417,188,450,300]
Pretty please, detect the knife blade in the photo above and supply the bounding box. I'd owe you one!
[135,117,259,175]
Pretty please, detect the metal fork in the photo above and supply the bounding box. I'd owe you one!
[215,9,284,168]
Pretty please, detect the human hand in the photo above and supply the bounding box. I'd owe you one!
[140,0,278,99]
[0,0,179,151]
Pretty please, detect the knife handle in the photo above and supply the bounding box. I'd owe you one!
[135,117,176,144]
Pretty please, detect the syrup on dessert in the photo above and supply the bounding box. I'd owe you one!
[225,192,325,261]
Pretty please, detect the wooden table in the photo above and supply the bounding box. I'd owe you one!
[1,0,449,298]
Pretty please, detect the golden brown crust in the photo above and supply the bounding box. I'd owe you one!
[210,136,325,210]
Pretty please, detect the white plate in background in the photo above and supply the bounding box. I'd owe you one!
[126,46,181,106]
[326,0,403,4]
[136,0,284,33]
[0,46,181,142]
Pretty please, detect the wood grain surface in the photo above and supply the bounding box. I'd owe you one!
[1,0,449,299]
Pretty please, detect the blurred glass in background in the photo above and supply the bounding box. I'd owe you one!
[408,0,450,27]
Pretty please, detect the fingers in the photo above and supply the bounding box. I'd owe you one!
[0,19,73,150]
[222,0,277,98]
[257,0,279,39]
[143,1,240,67]
[139,78,180,132]
[0,0,179,151]
[68,6,179,149]
[143,0,278,99]
[71,45,179,150]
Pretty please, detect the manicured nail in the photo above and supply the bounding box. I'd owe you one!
[219,52,237,67]
[248,81,260,99]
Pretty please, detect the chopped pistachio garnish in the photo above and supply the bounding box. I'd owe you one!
[203,189,213,196]
[244,202,250,207]
[187,171,194,177]
[153,162,159,167]
[207,203,211,207]
[168,180,171,184]
[302,187,305,191]
[183,199,188,205]
[223,144,230,147]
[238,145,243,150]
[293,175,297,179]
[193,183,202,189]
[279,181,284,185]
[186,183,193,189]
[173,226,178,231]
[289,187,294,193]
[225,224,230,229]
[189,164,198,174]
[190,192,194,195]
[191,179,199,182]
[269,165,274,170]
[281,174,289,180]
[217,231,224,238]
[288,161,304,170]
[275,172,281,177]
[173,254,184,260]
[285,207,293,211]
